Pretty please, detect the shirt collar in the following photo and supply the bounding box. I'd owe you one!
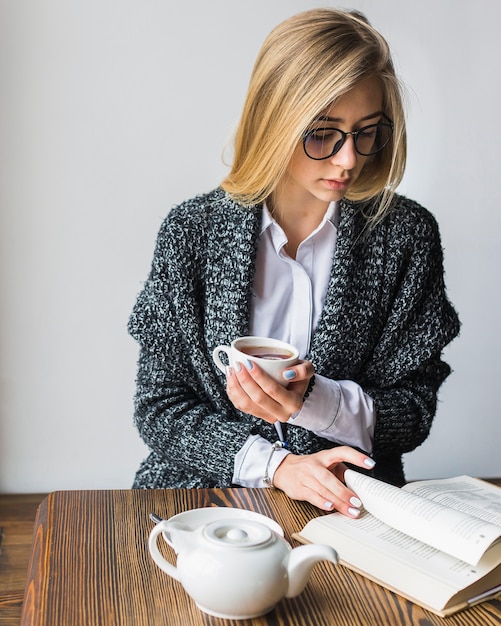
[260,200,340,236]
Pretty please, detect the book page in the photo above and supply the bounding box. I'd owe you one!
[297,509,501,611]
[344,470,501,565]
[403,476,501,526]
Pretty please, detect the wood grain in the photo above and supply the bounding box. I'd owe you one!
[16,488,501,626]
[0,494,47,626]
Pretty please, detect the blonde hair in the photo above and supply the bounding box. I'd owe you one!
[221,8,407,224]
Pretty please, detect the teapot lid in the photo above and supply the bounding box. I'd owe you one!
[203,519,275,549]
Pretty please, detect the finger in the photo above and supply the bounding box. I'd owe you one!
[281,461,362,517]
[281,359,315,383]
[226,363,285,422]
[299,476,354,514]
[308,487,362,517]
[298,449,374,515]
[244,360,307,415]
[272,453,358,516]
[322,446,376,473]
[297,463,359,514]
[236,360,301,418]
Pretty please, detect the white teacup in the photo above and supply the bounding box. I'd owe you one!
[212,336,299,386]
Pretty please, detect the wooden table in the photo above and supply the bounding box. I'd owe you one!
[7,486,501,626]
[0,494,48,626]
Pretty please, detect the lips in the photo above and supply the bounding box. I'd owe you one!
[322,178,351,191]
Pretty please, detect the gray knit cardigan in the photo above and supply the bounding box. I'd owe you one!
[128,188,460,488]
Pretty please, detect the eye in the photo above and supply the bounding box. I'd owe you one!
[303,127,345,159]
[307,129,337,142]
[357,126,377,139]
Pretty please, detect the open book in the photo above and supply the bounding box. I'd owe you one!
[294,470,501,617]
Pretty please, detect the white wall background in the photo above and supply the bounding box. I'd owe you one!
[0,0,500,493]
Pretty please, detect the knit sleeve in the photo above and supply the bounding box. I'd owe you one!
[130,346,252,487]
[127,204,254,487]
[362,203,460,467]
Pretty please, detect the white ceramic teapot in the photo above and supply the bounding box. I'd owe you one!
[148,507,338,620]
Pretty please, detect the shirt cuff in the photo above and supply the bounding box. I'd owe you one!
[287,374,375,453]
[233,434,290,487]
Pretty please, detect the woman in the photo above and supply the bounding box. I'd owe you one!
[128,8,460,518]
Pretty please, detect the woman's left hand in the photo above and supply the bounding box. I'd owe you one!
[225,358,315,423]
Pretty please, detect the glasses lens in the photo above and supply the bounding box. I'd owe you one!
[355,123,393,156]
[304,128,345,160]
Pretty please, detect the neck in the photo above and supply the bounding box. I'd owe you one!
[268,189,330,259]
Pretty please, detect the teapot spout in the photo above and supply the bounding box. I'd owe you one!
[286,544,338,598]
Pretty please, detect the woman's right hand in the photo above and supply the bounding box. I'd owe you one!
[272,445,375,517]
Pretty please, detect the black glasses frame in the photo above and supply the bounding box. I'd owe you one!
[302,117,394,160]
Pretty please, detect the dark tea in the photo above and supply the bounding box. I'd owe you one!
[240,346,294,360]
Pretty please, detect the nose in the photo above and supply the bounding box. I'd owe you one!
[330,135,358,170]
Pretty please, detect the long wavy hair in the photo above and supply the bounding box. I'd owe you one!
[221,8,407,225]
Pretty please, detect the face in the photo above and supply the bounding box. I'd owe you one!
[279,76,384,211]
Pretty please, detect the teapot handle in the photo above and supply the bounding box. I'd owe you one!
[148,521,181,581]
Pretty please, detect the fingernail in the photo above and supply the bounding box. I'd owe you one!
[364,458,376,468]
[324,501,334,510]
[244,359,253,370]
[350,496,362,508]
[283,370,296,380]
[348,507,361,517]
[225,366,233,377]
[234,361,242,373]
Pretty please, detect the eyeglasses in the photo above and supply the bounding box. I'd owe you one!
[302,117,394,160]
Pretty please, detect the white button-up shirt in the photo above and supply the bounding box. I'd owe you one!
[233,202,375,487]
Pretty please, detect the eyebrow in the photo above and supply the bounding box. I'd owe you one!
[316,110,385,124]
